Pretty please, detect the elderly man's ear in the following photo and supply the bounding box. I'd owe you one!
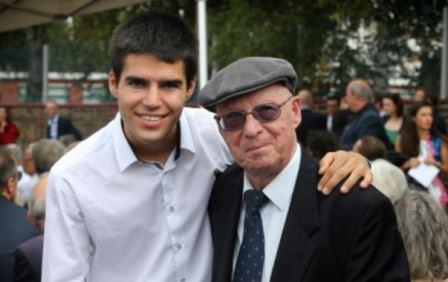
[291,96,301,128]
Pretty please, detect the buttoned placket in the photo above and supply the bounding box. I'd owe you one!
[160,151,188,282]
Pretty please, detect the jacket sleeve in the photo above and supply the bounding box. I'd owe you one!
[13,248,39,282]
[344,195,410,281]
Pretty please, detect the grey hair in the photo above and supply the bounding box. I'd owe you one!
[394,190,448,279]
[371,159,408,204]
[5,143,23,164]
[32,139,66,174]
[349,80,373,102]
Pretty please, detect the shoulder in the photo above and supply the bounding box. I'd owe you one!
[51,121,111,174]
[16,235,43,254]
[319,183,393,219]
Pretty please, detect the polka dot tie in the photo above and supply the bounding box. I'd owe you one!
[233,190,268,282]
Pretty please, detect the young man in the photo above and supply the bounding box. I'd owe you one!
[43,12,372,281]
[199,57,409,281]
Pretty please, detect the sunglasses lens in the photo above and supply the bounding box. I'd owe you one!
[254,104,281,122]
[221,111,245,131]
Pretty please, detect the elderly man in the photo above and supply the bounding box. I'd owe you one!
[340,79,392,150]
[45,100,82,141]
[0,149,39,282]
[31,139,66,175]
[199,57,410,282]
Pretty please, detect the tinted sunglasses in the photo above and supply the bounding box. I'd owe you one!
[214,96,293,132]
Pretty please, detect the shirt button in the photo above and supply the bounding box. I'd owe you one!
[169,206,175,213]
[180,279,186,282]
[175,243,182,250]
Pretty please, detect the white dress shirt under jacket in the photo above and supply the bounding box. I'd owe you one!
[232,144,301,282]
[48,115,59,139]
[42,108,233,282]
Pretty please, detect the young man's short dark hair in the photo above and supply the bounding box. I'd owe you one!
[108,12,197,88]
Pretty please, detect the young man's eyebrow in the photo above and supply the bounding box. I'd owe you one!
[160,79,183,87]
[125,76,149,85]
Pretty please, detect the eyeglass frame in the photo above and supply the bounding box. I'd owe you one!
[214,95,294,132]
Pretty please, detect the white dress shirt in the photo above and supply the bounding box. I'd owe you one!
[232,144,301,282]
[42,108,233,282]
[48,115,59,139]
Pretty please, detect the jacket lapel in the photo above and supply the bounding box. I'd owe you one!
[209,167,244,282]
[270,149,321,282]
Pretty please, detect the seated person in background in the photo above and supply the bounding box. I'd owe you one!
[340,79,393,150]
[45,101,82,141]
[382,93,404,147]
[199,56,410,281]
[394,190,448,282]
[397,101,448,208]
[353,135,408,204]
[295,89,326,146]
[0,107,19,145]
[306,130,340,160]
[0,149,39,282]
[14,174,48,282]
[414,86,447,135]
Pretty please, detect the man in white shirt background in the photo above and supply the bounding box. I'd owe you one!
[42,11,373,282]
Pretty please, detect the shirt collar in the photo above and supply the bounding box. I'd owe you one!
[112,110,197,172]
[243,143,301,211]
[47,115,59,125]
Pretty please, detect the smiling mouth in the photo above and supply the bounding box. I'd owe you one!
[137,113,168,121]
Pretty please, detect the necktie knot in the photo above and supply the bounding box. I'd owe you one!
[244,190,268,216]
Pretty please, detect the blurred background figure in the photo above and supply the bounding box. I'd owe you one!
[16,143,39,207]
[45,101,82,141]
[382,93,404,148]
[397,101,448,208]
[0,148,39,282]
[340,79,392,150]
[306,130,340,160]
[0,107,20,145]
[413,86,447,135]
[295,89,326,146]
[394,190,448,282]
[31,139,66,176]
[353,135,408,203]
[14,173,48,282]
[324,94,340,133]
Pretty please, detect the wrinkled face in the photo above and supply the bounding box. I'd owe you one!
[109,54,194,152]
[413,106,433,132]
[382,97,396,116]
[45,102,58,119]
[0,107,7,122]
[216,85,301,177]
[326,99,339,116]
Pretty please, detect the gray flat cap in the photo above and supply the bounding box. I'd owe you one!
[198,57,297,111]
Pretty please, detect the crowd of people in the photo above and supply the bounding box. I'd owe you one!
[0,10,447,282]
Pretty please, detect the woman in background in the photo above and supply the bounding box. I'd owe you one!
[0,106,19,145]
[382,93,404,147]
[397,101,448,207]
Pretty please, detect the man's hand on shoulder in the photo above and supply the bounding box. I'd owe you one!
[318,151,372,195]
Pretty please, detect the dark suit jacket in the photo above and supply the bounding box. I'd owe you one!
[13,235,43,282]
[296,108,326,146]
[46,116,82,140]
[208,149,410,282]
[0,197,40,282]
[340,104,392,150]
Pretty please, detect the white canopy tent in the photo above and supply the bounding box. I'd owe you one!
[0,0,146,32]
[0,0,209,100]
